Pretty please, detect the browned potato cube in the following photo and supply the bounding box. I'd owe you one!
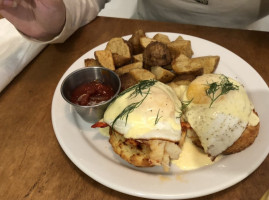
[175,35,184,41]
[115,62,143,76]
[140,37,156,49]
[94,50,115,70]
[132,54,143,62]
[129,68,156,81]
[172,54,203,76]
[119,73,139,91]
[105,37,132,67]
[112,54,131,68]
[191,56,220,74]
[84,58,100,67]
[128,29,146,54]
[153,33,170,44]
[151,66,175,83]
[167,40,193,59]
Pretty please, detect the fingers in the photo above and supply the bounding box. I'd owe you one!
[0,0,20,8]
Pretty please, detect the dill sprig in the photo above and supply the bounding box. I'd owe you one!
[178,99,192,118]
[206,75,239,108]
[111,80,157,128]
[154,109,162,125]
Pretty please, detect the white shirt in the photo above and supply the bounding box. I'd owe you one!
[136,0,269,30]
[50,0,106,43]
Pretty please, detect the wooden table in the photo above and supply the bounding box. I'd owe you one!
[0,16,268,200]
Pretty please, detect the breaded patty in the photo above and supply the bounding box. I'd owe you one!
[109,128,181,171]
[223,121,260,154]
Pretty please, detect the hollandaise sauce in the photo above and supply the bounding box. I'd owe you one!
[173,137,220,170]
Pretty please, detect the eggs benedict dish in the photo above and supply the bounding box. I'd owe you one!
[103,80,184,171]
[182,74,260,158]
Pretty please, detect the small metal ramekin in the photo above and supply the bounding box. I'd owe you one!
[61,66,121,123]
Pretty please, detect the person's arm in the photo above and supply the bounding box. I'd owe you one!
[49,0,107,43]
[0,0,107,43]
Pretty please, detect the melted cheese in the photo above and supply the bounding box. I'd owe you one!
[104,81,182,141]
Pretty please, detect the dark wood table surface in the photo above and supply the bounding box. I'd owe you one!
[0,16,268,200]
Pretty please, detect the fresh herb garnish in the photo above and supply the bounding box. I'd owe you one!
[206,75,239,108]
[111,80,157,128]
[178,99,192,118]
[154,109,162,125]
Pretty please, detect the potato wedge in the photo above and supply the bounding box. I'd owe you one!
[151,66,175,83]
[112,54,131,68]
[175,35,184,41]
[128,29,146,54]
[119,73,139,91]
[191,56,220,74]
[94,50,115,70]
[132,54,143,62]
[84,58,100,67]
[153,33,170,44]
[115,62,143,76]
[129,68,156,81]
[167,40,193,59]
[172,54,203,76]
[140,37,156,49]
[105,37,132,67]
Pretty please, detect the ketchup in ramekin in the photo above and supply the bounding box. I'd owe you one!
[70,80,115,106]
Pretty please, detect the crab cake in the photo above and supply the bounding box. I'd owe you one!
[103,80,183,171]
[109,129,182,170]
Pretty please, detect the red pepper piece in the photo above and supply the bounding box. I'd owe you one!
[91,121,109,128]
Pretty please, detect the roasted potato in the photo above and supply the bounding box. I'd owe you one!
[115,62,143,76]
[153,33,170,44]
[175,35,184,41]
[151,66,175,83]
[132,54,143,63]
[143,42,172,66]
[172,54,203,76]
[94,50,115,70]
[191,56,220,74]
[128,29,146,54]
[140,37,156,49]
[119,73,139,91]
[167,40,193,59]
[129,68,156,81]
[105,37,132,67]
[84,58,100,67]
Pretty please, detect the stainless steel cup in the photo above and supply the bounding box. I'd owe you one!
[60,66,121,123]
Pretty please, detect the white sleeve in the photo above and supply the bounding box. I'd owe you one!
[48,0,107,43]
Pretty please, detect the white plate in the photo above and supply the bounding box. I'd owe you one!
[51,32,269,199]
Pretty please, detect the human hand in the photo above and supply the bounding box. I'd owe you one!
[0,0,22,8]
[0,0,66,41]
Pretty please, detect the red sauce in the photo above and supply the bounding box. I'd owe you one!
[70,81,115,106]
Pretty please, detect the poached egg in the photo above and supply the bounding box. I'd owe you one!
[103,80,182,142]
[183,74,259,157]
